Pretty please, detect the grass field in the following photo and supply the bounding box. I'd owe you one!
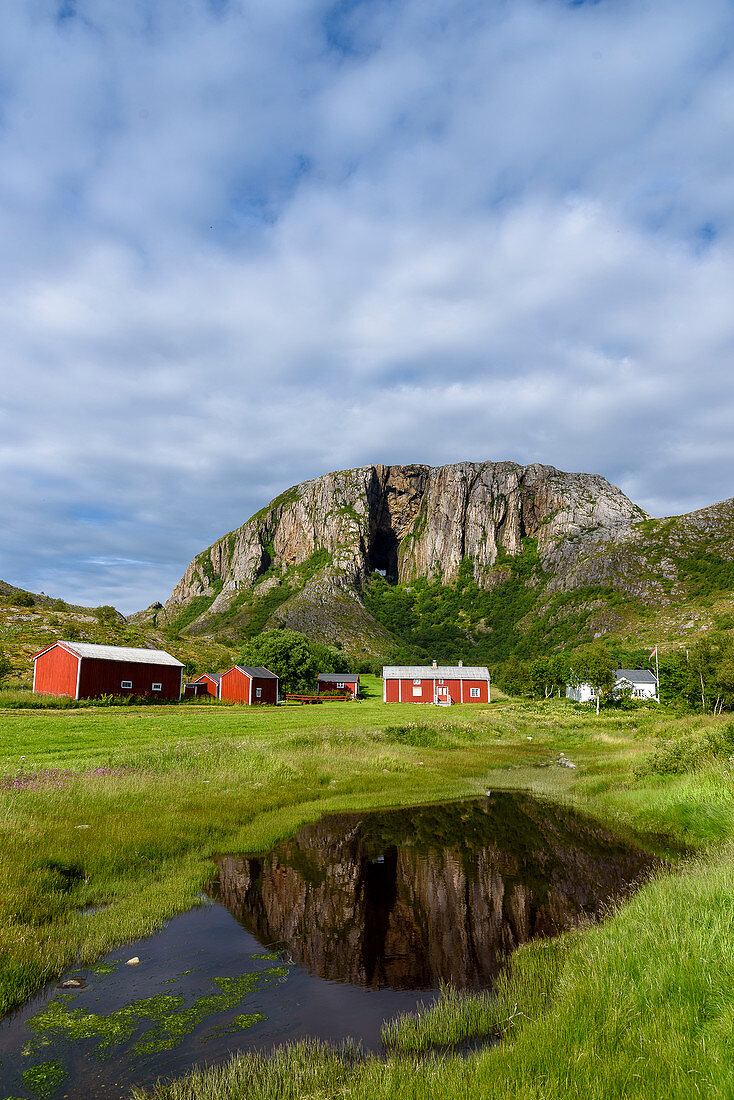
[2,677,734,1098]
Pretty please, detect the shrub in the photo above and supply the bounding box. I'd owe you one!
[634,722,734,777]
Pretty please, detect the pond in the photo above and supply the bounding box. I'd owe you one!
[0,794,657,1099]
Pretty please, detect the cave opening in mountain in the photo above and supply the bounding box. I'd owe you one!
[369,528,399,582]
[254,545,272,579]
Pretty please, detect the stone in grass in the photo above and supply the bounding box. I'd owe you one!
[126,957,141,966]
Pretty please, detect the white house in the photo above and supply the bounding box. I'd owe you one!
[566,668,658,704]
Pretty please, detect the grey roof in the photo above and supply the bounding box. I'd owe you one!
[235,666,279,680]
[318,673,360,683]
[194,672,221,683]
[615,669,658,684]
[57,641,184,667]
[383,665,490,681]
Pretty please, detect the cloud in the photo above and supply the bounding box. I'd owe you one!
[1,0,734,610]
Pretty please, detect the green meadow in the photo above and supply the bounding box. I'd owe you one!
[2,676,734,1098]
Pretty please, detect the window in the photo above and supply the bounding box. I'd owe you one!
[121,680,132,689]
[256,687,262,698]
[438,678,444,685]
[152,683,162,692]
[413,678,421,685]
[336,682,345,689]
[470,687,480,698]
[412,686,422,697]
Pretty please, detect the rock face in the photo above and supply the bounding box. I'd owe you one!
[159,461,647,638]
[149,459,734,648]
[211,796,655,991]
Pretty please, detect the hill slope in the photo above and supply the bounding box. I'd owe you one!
[0,581,237,689]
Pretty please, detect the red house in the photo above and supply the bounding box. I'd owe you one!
[383,662,490,704]
[32,641,184,701]
[186,672,221,698]
[317,673,360,698]
[219,665,279,705]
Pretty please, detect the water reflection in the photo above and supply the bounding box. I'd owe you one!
[212,794,656,991]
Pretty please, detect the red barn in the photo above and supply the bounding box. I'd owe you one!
[219,665,279,705]
[317,673,360,698]
[186,672,221,698]
[383,662,491,704]
[32,641,184,701]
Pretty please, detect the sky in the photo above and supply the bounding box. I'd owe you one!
[2,0,734,612]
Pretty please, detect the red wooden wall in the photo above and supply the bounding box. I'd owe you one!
[220,667,278,704]
[77,658,181,700]
[192,674,219,697]
[385,678,489,703]
[318,679,359,697]
[33,645,182,700]
[33,645,79,697]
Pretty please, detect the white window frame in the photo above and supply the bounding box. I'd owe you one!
[121,680,133,690]
[438,678,444,685]
[470,687,480,698]
[336,682,345,689]
[152,682,162,692]
[413,678,421,685]
[255,686,262,698]
[412,686,422,696]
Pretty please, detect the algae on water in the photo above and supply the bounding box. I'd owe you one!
[21,1059,67,1098]
[22,967,289,1070]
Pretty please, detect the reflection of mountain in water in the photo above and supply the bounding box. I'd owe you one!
[212,795,656,991]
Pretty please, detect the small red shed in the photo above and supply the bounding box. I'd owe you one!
[382,662,490,704]
[317,673,360,698]
[32,641,184,701]
[187,672,221,698]
[219,665,279,705]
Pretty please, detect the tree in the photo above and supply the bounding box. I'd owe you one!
[572,645,616,715]
[238,630,321,694]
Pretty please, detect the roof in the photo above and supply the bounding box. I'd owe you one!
[38,641,184,667]
[383,665,491,681]
[318,673,360,683]
[231,665,279,680]
[193,672,221,684]
[615,669,658,684]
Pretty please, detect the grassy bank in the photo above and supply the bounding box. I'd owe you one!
[2,679,734,1097]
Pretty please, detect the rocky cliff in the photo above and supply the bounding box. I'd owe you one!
[142,460,734,655]
[153,462,649,641]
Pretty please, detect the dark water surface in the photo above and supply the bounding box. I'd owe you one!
[0,794,657,1100]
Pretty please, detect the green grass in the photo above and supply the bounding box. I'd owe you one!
[3,682,734,1097]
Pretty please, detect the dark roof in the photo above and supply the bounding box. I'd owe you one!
[194,672,221,684]
[615,669,657,684]
[236,666,279,680]
[318,673,360,683]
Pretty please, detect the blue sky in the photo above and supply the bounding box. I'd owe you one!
[2,0,734,611]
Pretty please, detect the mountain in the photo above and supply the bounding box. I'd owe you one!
[146,461,734,659]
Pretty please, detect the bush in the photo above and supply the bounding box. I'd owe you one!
[12,592,34,607]
[635,722,734,777]
[94,605,118,624]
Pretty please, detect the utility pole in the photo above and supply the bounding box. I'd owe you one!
[650,644,660,703]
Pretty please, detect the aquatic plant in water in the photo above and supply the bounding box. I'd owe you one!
[22,967,290,1073]
[21,1058,67,1097]
[132,971,287,1055]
